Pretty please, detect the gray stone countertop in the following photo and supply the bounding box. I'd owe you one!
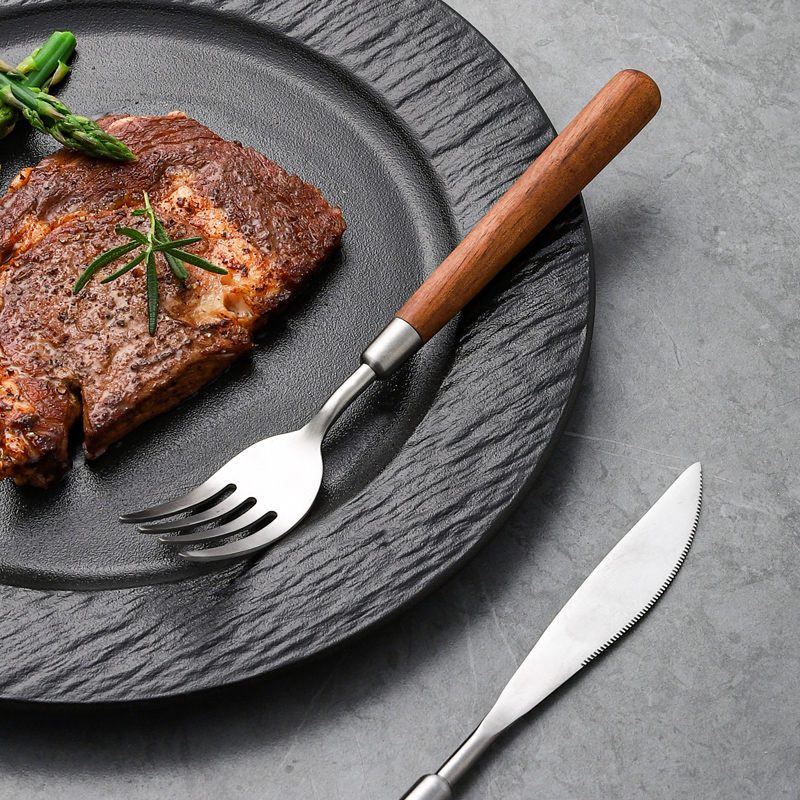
[2,1,798,798]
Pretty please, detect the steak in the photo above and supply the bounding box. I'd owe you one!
[0,113,345,487]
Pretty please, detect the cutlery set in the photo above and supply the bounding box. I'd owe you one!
[122,69,700,797]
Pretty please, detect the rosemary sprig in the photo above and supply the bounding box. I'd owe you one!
[73,192,228,334]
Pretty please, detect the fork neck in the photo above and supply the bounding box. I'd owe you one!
[303,319,424,441]
[303,363,377,440]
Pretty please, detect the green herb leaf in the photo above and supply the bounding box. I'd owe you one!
[73,240,139,294]
[146,251,158,335]
[158,228,185,278]
[153,218,189,280]
[152,218,170,241]
[151,236,203,252]
[115,226,149,245]
[100,250,146,283]
[168,248,229,275]
[165,251,189,280]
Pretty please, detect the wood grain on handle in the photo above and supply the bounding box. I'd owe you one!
[396,69,661,343]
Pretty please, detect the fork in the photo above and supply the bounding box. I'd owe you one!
[121,70,661,562]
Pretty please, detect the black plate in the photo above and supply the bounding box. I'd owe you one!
[0,0,592,703]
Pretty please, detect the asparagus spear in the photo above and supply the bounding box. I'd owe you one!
[0,78,135,161]
[16,31,75,89]
[0,33,135,162]
[0,31,76,139]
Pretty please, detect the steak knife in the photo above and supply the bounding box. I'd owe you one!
[400,462,703,800]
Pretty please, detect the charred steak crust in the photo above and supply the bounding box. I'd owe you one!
[0,113,345,486]
[0,363,82,489]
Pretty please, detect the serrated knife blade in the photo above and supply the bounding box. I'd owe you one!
[400,462,703,800]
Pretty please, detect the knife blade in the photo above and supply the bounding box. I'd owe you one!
[399,462,703,800]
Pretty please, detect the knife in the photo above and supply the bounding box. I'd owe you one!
[399,462,703,800]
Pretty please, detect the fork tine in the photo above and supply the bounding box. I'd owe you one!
[178,514,298,562]
[137,493,250,534]
[158,505,271,545]
[119,481,231,523]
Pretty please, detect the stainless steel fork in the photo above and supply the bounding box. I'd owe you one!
[121,71,660,561]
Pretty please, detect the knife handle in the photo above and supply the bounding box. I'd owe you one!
[399,774,453,800]
[395,68,661,344]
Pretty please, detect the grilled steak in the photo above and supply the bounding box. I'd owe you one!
[0,113,345,487]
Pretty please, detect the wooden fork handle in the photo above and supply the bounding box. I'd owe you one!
[395,69,661,343]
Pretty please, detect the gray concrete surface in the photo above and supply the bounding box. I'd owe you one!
[2,0,799,798]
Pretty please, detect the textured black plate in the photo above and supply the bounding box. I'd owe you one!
[0,0,592,703]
